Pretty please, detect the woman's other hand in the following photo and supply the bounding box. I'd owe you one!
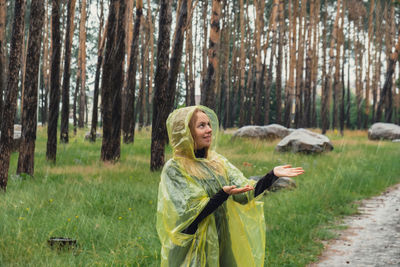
[273,165,305,178]
[223,184,254,195]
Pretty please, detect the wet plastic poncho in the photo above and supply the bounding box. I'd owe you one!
[157,106,266,267]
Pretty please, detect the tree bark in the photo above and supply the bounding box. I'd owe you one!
[376,28,400,123]
[0,0,25,191]
[275,0,285,125]
[284,0,297,128]
[146,0,154,126]
[264,0,278,125]
[101,0,126,162]
[89,0,105,142]
[321,0,341,134]
[46,0,62,162]
[150,0,172,171]
[78,0,87,128]
[41,0,50,125]
[200,0,208,105]
[201,0,221,110]
[122,0,143,144]
[185,0,195,107]
[17,0,45,176]
[0,0,6,125]
[60,0,76,143]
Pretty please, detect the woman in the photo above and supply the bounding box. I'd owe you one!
[156,106,304,267]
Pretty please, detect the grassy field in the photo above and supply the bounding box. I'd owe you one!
[0,127,399,266]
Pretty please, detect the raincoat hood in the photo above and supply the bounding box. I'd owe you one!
[166,105,219,159]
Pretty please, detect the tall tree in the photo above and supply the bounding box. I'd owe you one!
[264,0,279,125]
[0,0,26,191]
[150,0,172,171]
[376,27,400,122]
[200,0,208,104]
[237,0,246,125]
[145,0,154,126]
[101,0,126,162]
[41,0,50,125]
[78,0,87,128]
[122,0,143,144]
[185,0,195,107]
[201,0,221,110]
[89,0,105,142]
[275,0,285,125]
[284,0,298,128]
[364,0,375,128]
[321,0,341,134]
[304,0,314,127]
[17,0,45,176]
[46,0,62,162]
[0,0,6,124]
[60,0,77,143]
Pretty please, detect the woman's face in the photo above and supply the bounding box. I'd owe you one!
[190,111,212,150]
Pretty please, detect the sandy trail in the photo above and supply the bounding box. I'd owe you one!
[310,184,400,267]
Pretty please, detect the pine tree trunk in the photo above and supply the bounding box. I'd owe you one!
[322,0,341,134]
[17,0,44,176]
[185,0,195,107]
[0,0,6,125]
[101,0,126,162]
[145,0,154,126]
[284,0,297,128]
[202,0,221,110]
[41,0,50,125]
[304,0,313,128]
[311,0,320,127]
[221,2,231,129]
[332,8,343,130]
[78,0,87,128]
[200,0,208,105]
[122,0,143,144]
[150,0,172,171]
[364,0,374,128]
[264,0,278,125]
[0,0,25,191]
[138,25,146,130]
[275,0,285,125]
[60,0,76,143]
[89,0,105,142]
[46,0,61,162]
[376,28,400,123]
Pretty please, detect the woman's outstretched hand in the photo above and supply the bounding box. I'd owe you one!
[223,184,254,195]
[273,165,305,178]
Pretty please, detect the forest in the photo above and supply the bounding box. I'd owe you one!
[0,0,399,191]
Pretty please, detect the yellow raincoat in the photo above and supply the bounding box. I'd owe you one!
[157,106,266,267]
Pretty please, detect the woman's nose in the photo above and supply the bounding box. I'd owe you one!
[206,125,212,133]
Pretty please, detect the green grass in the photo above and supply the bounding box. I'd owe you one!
[1,127,399,266]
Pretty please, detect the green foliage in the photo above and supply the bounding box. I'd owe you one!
[1,128,399,266]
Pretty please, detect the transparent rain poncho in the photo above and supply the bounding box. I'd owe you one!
[157,106,266,267]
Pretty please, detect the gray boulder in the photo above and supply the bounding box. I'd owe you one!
[270,177,297,192]
[393,139,400,143]
[275,128,333,153]
[249,176,296,192]
[233,124,290,140]
[368,123,400,141]
[85,131,102,140]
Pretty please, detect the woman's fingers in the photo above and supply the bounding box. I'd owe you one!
[224,185,254,195]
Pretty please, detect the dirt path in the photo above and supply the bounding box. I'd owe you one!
[310,184,400,267]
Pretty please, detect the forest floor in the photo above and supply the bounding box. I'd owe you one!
[310,183,400,267]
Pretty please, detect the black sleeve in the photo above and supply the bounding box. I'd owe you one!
[254,170,279,197]
[182,189,229,235]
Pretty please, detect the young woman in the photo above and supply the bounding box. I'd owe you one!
[156,105,304,267]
